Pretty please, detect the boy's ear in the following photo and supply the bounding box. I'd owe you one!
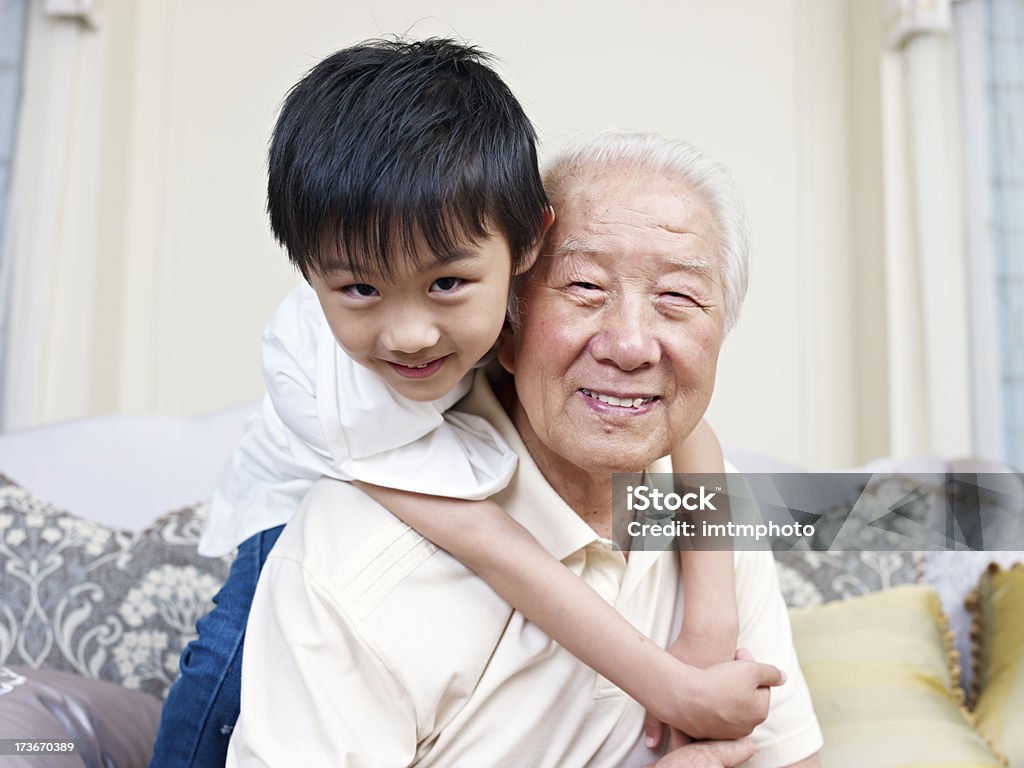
[513,206,555,276]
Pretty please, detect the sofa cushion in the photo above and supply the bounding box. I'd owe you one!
[789,584,1004,767]
[0,476,233,699]
[969,562,1024,766]
[925,550,1024,691]
[0,665,161,767]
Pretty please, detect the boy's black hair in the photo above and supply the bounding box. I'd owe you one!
[268,37,549,279]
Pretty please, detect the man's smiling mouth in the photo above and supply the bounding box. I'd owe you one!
[579,388,656,408]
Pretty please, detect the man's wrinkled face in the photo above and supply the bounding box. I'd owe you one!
[499,166,726,476]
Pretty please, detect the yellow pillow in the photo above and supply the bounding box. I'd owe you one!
[969,563,1024,767]
[790,584,1004,768]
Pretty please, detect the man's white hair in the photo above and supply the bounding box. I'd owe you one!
[539,131,750,334]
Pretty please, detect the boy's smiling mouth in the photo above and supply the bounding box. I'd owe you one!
[387,355,451,379]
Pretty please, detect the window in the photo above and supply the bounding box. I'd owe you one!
[0,0,30,428]
[955,0,1024,470]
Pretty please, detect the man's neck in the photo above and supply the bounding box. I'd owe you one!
[501,392,616,539]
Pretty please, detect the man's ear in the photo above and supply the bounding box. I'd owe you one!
[496,323,517,374]
[513,206,555,277]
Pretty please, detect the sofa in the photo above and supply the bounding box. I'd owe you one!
[0,404,1020,767]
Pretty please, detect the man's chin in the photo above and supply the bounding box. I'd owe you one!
[571,450,662,476]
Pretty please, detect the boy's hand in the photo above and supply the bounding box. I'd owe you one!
[643,628,740,749]
[647,649,784,744]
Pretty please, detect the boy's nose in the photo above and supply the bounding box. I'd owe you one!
[382,313,442,355]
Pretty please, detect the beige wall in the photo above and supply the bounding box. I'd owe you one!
[5,0,891,469]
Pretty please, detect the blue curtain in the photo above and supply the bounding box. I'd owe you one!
[986,0,1024,469]
[0,0,29,430]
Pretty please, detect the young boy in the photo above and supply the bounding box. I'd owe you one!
[151,38,767,767]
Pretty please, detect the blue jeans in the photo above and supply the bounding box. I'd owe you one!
[149,525,284,768]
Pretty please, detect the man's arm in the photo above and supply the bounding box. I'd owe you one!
[732,548,823,768]
[226,553,418,768]
[650,741,819,768]
[651,739,755,768]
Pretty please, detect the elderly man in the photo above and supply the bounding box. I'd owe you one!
[227,132,823,768]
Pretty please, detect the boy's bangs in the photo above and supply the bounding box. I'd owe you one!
[313,164,496,279]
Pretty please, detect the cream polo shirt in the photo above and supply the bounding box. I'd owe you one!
[227,372,823,768]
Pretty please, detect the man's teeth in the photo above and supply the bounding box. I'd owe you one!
[581,389,654,408]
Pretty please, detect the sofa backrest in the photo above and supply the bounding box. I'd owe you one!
[0,402,258,531]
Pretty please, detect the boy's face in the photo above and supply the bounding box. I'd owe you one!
[309,230,529,402]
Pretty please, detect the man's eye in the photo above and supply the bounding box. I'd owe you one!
[571,281,601,291]
[663,291,699,306]
[430,277,464,293]
[341,283,379,298]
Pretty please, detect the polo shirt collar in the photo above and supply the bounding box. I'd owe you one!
[460,371,601,563]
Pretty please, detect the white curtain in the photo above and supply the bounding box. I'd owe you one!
[880,0,974,458]
[1,2,103,430]
[883,0,1024,469]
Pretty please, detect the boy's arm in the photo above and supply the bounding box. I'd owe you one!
[354,481,782,741]
[672,418,738,667]
[644,419,740,749]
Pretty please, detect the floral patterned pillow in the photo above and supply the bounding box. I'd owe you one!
[0,475,233,699]
[773,550,922,608]
[771,474,928,608]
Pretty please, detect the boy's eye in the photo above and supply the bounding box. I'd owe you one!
[341,283,379,298]
[430,276,464,293]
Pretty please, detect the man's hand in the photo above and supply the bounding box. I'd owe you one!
[653,648,784,741]
[648,738,755,768]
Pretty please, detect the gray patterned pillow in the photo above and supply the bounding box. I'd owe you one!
[0,475,233,699]
[773,550,922,608]
[771,474,928,608]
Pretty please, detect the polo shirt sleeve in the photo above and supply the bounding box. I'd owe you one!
[735,549,824,768]
[227,553,418,768]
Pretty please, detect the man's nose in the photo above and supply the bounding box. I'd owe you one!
[381,307,441,354]
[590,296,661,371]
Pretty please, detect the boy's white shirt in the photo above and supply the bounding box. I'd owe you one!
[198,283,517,557]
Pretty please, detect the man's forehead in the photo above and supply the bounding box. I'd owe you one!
[545,237,718,280]
[557,173,714,227]
[546,171,718,264]
[545,213,719,275]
